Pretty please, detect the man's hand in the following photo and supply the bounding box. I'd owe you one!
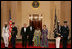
[16,35,18,38]
[68,36,69,39]
[27,36,29,39]
[61,36,63,39]
[61,36,63,38]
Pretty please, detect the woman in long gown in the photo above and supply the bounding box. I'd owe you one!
[32,27,41,46]
[41,25,48,48]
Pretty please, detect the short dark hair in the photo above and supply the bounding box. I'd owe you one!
[12,22,15,24]
[64,21,67,23]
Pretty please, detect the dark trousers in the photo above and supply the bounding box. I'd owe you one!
[11,37,16,48]
[28,36,33,46]
[22,37,27,48]
[63,37,68,48]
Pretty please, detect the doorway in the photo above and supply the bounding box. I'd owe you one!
[29,14,42,30]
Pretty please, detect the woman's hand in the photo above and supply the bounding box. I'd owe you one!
[32,40,34,42]
[40,36,42,38]
[47,35,48,39]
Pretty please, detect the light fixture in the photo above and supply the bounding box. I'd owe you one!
[39,16,43,20]
[34,16,38,19]
[39,18,41,20]
[29,16,33,20]
[40,17,43,19]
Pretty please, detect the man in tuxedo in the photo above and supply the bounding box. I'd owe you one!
[27,24,35,46]
[11,22,18,48]
[61,21,69,48]
[20,23,28,48]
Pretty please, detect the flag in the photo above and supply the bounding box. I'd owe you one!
[8,9,12,42]
[53,9,58,38]
[54,8,58,29]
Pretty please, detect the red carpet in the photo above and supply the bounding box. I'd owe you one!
[1,42,71,48]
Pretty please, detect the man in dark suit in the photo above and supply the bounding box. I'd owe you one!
[20,23,28,48]
[61,21,69,48]
[11,22,18,48]
[27,24,35,46]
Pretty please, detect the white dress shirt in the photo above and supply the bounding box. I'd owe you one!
[30,26,32,31]
[24,27,26,32]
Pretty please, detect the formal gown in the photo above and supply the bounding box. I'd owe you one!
[33,30,41,46]
[41,29,48,47]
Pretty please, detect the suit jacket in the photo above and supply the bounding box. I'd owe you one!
[61,26,69,38]
[11,26,18,38]
[20,27,28,38]
[27,26,35,37]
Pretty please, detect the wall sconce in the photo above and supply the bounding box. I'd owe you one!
[29,16,33,20]
[34,16,38,19]
[39,16,43,20]
[39,18,41,20]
